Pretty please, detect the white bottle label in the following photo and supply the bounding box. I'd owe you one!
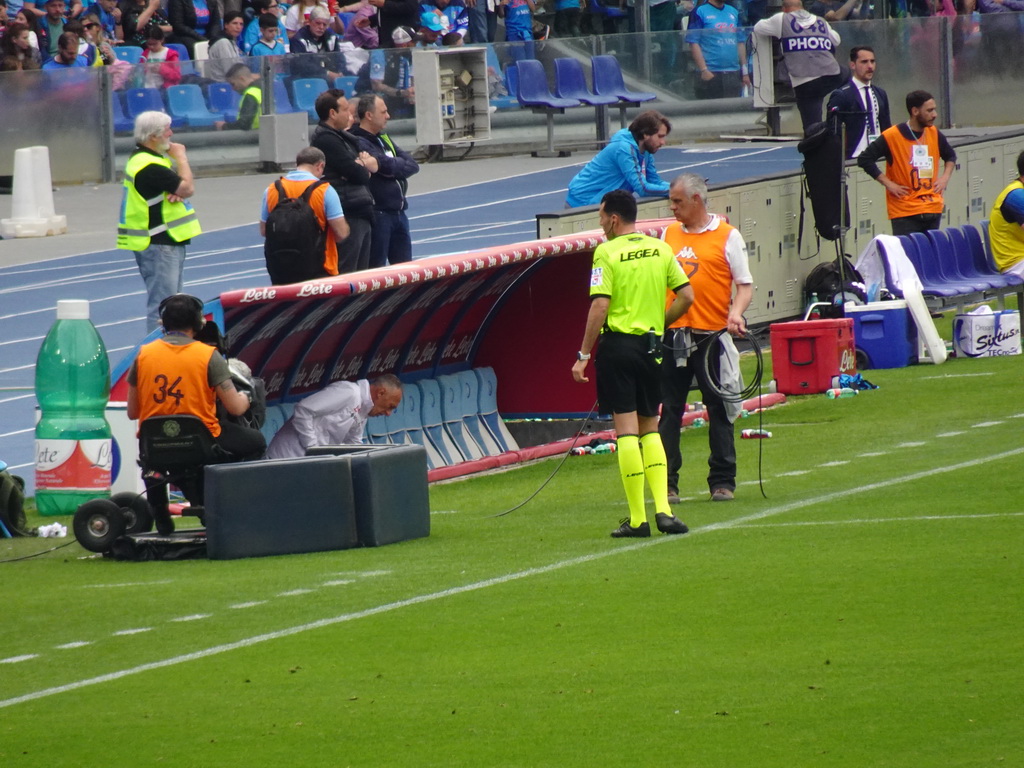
[35,438,112,491]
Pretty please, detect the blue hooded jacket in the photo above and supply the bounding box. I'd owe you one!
[565,128,670,208]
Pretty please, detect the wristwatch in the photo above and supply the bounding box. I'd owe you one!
[576,351,591,361]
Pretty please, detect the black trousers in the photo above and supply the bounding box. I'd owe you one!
[658,331,737,493]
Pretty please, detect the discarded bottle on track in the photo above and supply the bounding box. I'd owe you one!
[570,446,591,456]
[34,300,112,516]
[740,429,772,439]
[825,388,857,399]
[592,443,616,455]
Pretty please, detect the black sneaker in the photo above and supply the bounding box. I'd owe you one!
[610,518,650,538]
[656,512,689,535]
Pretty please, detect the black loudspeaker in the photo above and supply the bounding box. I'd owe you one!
[204,455,358,560]
[306,444,430,547]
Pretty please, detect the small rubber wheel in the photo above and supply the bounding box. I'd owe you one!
[73,499,126,553]
[110,491,153,534]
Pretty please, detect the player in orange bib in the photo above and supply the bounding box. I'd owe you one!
[857,90,957,237]
[658,173,753,503]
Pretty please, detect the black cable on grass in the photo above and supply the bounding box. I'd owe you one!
[490,399,600,518]
[0,539,76,563]
[703,328,770,499]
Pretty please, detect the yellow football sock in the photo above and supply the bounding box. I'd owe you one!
[640,432,671,517]
[616,434,647,528]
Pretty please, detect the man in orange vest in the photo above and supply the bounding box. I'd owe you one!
[857,90,957,237]
[260,146,350,284]
[127,294,266,533]
[658,173,753,504]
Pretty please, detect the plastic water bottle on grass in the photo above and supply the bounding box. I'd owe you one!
[34,300,112,516]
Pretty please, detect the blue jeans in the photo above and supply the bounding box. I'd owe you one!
[370,209,412,268]
[134,242,186,332]
[467,4,497,43]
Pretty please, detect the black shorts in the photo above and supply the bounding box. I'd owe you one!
[595,331,661,418]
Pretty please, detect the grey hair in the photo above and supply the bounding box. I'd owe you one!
[671,173,708,205]
[309,5,330,20]
[133,110,172,145]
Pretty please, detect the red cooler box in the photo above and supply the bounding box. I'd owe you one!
[770,318,857,394]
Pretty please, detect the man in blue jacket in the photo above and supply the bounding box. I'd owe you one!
[350,93,420,267]
[565,111,672,208]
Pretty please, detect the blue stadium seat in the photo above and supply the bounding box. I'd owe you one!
[456,370,503,456]
[114,45,143,64]
[291,77,327,122]
[417,379,462,465]
[112,91,133,133]
[591,54,657,128]
[553,57,617,106]
[166,83,221,128]
[473,367,518,453]
[165,42,197,76]
[960,223,1024,287]
[123,87,186,128]
[926,228,996,290]
[514,59,580,157]
[437,373,485,461]
[897,234,963,298]
[207,81,241,120]
[333,75,358,97]
[395,380,445,469]
[272,78,298,114]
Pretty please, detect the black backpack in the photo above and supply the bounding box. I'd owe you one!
[0,469,30,537]
[805,256,867,317]
[264,179,329,285]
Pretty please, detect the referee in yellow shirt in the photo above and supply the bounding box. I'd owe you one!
[572,191,695,538]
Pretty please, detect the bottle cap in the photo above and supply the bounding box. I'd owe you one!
[57,300,90,320]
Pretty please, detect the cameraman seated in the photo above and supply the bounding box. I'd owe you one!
[126,294,266,534]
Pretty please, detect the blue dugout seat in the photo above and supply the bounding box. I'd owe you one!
[166,84,221,128]
[591,54,656,128]
[437,374,485,461]
[456,370,503,456]
[514,59,580,156]
[474,367,518,453]
[417,379,463,465]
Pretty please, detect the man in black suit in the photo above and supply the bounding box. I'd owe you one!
[826,46,891,159]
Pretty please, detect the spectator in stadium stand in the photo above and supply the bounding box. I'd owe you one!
[37,0,69,59]
[809,0,872,21]
[368,0,419,49]
[367,25,415,114]
[120,0,172,49]
[0,0,8,33]
[463,0,496,43]
[241,0,286,54]
[265,375,404,460]
[565,110,671,208]
[12,9,43,49]
[259,146,350,283]
[570,189,693,538]
[342,3,379,49]
[79,13,118,64]
[311,88,379,273]
[63,17,99,64]
[285,0,341,35]
[857,89,956,236]
[140,25,182,87]
[83,0,122,40]
[421,0,469,38]
[0,21,43,69]
[214,63,262,131]
[987,150,1024,278]
[686,0,749,100]
[350,92,420,267]
[251,11,288,55]
[41,30,87,66]
[167,0,222,59]
[553,0,583,39]
[290,5,346,80]
[753,0,843,134]
[206,9,243,81]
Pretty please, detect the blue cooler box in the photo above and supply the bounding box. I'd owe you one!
[845,300,918,369]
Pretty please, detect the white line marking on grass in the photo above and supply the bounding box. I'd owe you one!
[112,628,152,636]
[1010,413,1024,419]
[858,451,888,457]
[937,431,965,438]
[277,589,314,597]
[897,442,926,448]
[169,614,211,623]
[323,580,355,587]
[818,460,850,467]
[55,642,92,650]
[229,601,266,610]
[80,580,174,589]
[4,446,1023,712]
[972,421,1004,428]
[432,510,460,515]
[1,655,39,664]
[733,511,1024,529]
[919,372,994,380]
[778,470,810,476]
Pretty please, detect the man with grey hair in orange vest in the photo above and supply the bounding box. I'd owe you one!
[117,110,202,332]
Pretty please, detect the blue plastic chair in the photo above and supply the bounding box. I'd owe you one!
[166,83,221,128]
[456,370,503,456]
[591,54,657,128]
[897,234,962,298]
[333,75,358,97]
[165,42,197,76]
[473,367,518,453]
[514,59,580,156]
[271,77,297,114]
[553,58,617,106]
[114,45,143,64]
[291,77,326,122]
[207,81,241,120]
[124,87,186,128]
[111,92,133,133]
[416,379,460,465]
[958,224,1024,287]
[437,373,485,461]
[926,229,996,290]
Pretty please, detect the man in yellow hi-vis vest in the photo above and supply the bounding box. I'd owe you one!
[118,110,202,332]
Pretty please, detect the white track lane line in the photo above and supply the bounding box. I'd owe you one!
[3,445,1021,711]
